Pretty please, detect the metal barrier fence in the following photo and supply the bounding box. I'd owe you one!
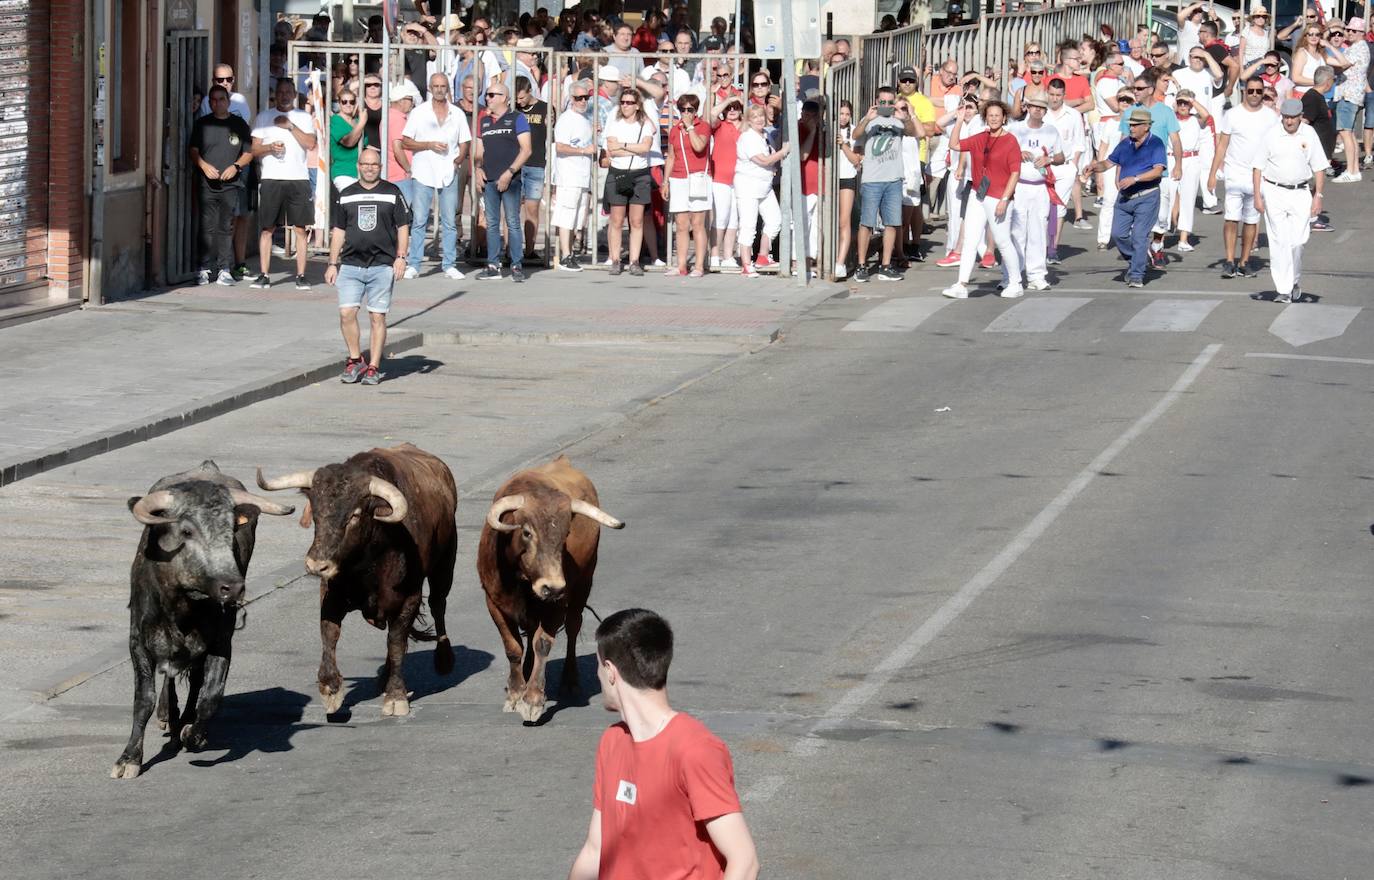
[821,57,860,284]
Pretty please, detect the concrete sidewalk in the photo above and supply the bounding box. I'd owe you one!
[1,264,841,487]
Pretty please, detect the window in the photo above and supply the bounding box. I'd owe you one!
[111,0,141,173]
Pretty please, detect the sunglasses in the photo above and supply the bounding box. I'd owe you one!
[1151,52,1168,58]
[1134,85,1150,90]
[1330,30,1345,36]
[1129,120,1149,126]
[571,94,589,100]
[1027,49,1042,54]
[1264,63,1278,69]
[1177,100,1192,106]
[486,91,505,97]
[366,82,381,87]
[620,99,639,104]
[339,99,356,105]
[898,77,916,83]
[1245,88,1265,94]
[752,81,769,87]
[877,99,895,105]
[214,76,234,83]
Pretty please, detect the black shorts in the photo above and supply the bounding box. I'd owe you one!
[604,168,653,206]
[839,177,858,192]
[258,179,313,229]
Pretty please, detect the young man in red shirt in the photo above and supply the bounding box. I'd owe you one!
[567,609,759,880]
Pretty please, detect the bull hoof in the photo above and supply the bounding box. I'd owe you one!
[110,759,142,780]
[179,726,207,751]
[517,696,546,724]
[434,637,454,676]
[502,690,524,713]
[156,718,169,731]
[382,695,410,717]
[320,685,345,714]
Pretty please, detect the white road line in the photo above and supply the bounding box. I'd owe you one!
[984,297,1092,333]
[1051,287,1257,297]
[1267,304,1362,347]
[842,297,953,332]
[1121,299,1222,332]
[744,344,1223,802]
[1245,352,1374,366]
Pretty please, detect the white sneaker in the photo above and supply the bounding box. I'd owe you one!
[1332,171,1362,183]
[650,259,666,267]
[1177,240,1195,252]
[443,266,465,280]
[196,269,211,285]
[718,256,739,269]
[941,282,970,299]
[215,270,235,286]
[403,266,419,279]
[1000,285,1025,299]
[833,262,847,279]
[1027,279,1051,291]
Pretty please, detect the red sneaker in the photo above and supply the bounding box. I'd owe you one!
[979,252,997,270]
[754,254,776,268]
[935,251,961,267]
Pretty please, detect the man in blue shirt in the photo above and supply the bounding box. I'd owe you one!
[474,83,533,282]
[1082,107,1167,287]
[1120,67,1184,268]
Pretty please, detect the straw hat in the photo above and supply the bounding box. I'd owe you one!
[1248,6,1270,19]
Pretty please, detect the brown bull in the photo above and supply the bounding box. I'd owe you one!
[478,455,624,723]
[257,443,457,717]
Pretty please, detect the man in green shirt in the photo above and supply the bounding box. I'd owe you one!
[330,88,368,189]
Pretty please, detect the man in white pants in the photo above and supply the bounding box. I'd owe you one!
[1252,98,1328,304]
[1208,75,1279,278]
[1007,96,1064,291]
[1096,86,1135,249]
[552,80,596,271]
[1045,79,1086,264]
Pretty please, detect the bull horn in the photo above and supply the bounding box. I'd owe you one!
[129,490,179,526]
[228,489,296,517]
[368,477,408,523]
[255,467,316,491]
[571,499,625,529]
[485,495,525,532]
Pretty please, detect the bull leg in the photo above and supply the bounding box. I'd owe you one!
[517,624,555,723]
[319,586,348,714]
[181,648,231,750]
[559,607,584,698]
[111,639,157,779]
[485,594,527,713]
[156,673,179,732]
[427,539,457,676]
[381,594,421,717]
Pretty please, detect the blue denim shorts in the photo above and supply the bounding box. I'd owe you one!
[520,165,546,201]
[1364,93,1374,128]
[1335,99,1358,131]
[859,179,903,229]
[336,264,394,314]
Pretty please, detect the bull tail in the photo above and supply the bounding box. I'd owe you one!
[408,606,438,642]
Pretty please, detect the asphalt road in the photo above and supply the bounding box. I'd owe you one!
[3,202,1374,879]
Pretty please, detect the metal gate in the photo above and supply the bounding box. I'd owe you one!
[0,0,50,293]
[164,30,209,285]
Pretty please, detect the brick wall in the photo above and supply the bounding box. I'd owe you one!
[45,0,85,298]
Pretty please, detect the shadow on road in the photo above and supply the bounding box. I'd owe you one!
[173,686,318,770]
[330,643,495,721]
[529,652,603,726]
[383,354,445,379]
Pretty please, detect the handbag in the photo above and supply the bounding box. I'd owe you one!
[678,124,710,199]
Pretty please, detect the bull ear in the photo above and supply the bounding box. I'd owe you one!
[299,497,314,529]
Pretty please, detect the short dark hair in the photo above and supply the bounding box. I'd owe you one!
[876,85,896,98]
[596,608,673,690]
[514,75,532,95]
[1047,77,1066,91]
[208,84,230,100]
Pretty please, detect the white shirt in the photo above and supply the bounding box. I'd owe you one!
[1220,105,1280,179]
[734,128,776,196]
[1046,104,1086,170]
[1172,65,1220,104]
[1178,19,1202,59]
[553,109,595,188]
[199,92,252,123]
[1252,121,1329,185]
[1094,74,1123,118]
[1007,120,1063,182]
[402,99,473,188]
[837,125,858,180]
[952,114,986,181]
[603,115,653,170]
[1174,115,1205,154]
[1123,56,1145,78]
[252,107,314,181]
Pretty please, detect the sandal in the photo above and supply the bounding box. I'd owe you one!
[688,269,704,278]
[664,267,683,277]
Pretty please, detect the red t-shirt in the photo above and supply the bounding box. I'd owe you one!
[668,119,711,177]
[593,714,743,880]
[1060,73,1091,105]
[710,120,740,184]
[960,130,1021,196]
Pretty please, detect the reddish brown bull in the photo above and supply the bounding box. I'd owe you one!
[478,455,624,723]
[257,443,457,717]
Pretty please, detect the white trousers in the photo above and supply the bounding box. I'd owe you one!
[1011,182,1050,283]
[946,174,966,254]
[736,189,780,250]
[1261,182,1312,296]
[1050,168,1076,218]
[957,193,1020,286]
[1174,156,1203,233]
[1097,163,1119,245]
[1199,129,1219,209]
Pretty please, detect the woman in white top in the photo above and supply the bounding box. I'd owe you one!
[733,104,790,278]
[835,100,862,279]
[600,88,656,276]
[1166,89,1211,251]
[1237,8,1272,69]
[1290,26,1330,95]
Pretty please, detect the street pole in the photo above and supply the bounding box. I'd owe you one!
[780,3,809,285]
[734,0,742,48]
[382,17,391,175]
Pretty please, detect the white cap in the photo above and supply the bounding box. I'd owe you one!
[598,64,622,80]
[390,80,422,103]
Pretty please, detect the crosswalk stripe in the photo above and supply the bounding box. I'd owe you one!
[1121,299,1223,333]
[842,297,953,332]
[984,297,1092,333]
[1267,304,1362,347]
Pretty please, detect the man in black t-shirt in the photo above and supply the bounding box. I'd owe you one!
[474,83,533,281]
[189,85,253,286]
[326,147,412,386]
[515,77,549,264]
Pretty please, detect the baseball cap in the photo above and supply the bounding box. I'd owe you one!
[390,81,422,103]
[1279,97,1304,116]
[598,64,622,80]
[897,65,918,80]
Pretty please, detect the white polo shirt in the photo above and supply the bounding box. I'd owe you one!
[402,99,473,188]
[1252,121,1329,185]
[252,107,314,181]
[1221,105,1280,180]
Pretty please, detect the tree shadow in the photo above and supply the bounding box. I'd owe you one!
[526,652,603,727]
[330,643,495,721]
[178,686,319,769]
